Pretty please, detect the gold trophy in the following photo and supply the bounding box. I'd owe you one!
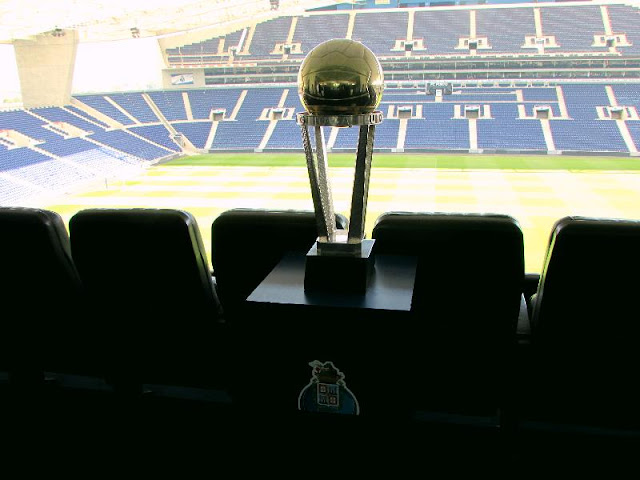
[297,38,384,294]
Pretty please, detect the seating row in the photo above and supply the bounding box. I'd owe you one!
[1,206,639,462]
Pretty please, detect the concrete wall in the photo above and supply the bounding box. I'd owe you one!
[14,29,78,108]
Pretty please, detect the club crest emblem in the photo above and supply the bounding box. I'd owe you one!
[298,360,360,415]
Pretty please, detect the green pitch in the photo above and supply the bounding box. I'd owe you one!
[46,152,640,274]
[166,152,640,171]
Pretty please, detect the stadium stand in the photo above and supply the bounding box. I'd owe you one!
[477,103,547,151]
[109,92,160,124]
[127,124,181,152]
[88,129,173,160]
[171,122,212,149]
[352,10,408,54]
[148,91,188,121]
[248,16,292,58]
[4,0,640,465]
[74,94,135,126]
[413,9,469,55]
[292,13,349,56]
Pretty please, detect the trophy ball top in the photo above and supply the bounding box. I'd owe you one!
[298,38,384,116]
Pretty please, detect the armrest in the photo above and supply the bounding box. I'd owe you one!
[516,293,531,343]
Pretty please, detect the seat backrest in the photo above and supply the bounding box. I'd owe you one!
[532,216,640,343]
[69,208,224,390]
[210,208,348,317]
[528,216,640,428]
[371,211,524,417]
[0,207,84,384]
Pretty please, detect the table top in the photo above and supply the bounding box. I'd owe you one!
[247,252,417,312]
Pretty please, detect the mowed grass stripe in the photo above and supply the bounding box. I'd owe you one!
[165,153,640,171]
[46,154,640,273]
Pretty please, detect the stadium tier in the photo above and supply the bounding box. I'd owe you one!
[166,2,640,65]
[70,83,640,154]
[2,80,638,205]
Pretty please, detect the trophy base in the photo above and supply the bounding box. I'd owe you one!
[304,239,375,294]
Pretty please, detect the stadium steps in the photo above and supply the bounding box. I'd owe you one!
[469,118,479,152]
[69,98,124,129]
[228,90,248,121]
[81,134,156,163]
[540,119,558,152]
[605,86,638,153]
[205,122,219,150]
[61,106,108,131]
[105,96,141,125]
[182,92,194,121]
[257,89,289,151]
[142,93,198,153]
[240,25,255,55]
[397,118,408,151]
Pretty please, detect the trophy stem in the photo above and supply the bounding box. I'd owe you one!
[348,124,376,244]
[301,123,336,243]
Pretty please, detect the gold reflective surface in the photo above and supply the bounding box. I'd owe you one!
[298,38,384,115]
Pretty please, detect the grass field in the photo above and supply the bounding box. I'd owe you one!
[45,152,640,274]
[168,152,640,171]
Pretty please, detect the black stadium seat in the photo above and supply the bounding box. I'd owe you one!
[210,208,348,318]
[69,208,226,395]
[0,207,89,388]
[371,211,525,427]
[522,216,640,433]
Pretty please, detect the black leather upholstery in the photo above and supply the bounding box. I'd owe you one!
[69,208,225,392]
[0,207,85,385]
[210,208,348,318]
[371,211,524,420]
[525,216,640,429]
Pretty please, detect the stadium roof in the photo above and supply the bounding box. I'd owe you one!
[0,0,343,44]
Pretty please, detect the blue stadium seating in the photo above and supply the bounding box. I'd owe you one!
[476,8,534,53]
[89,129,173,160]
[187,89,241,120]
[37,137,97,157]
[293,13,349,56]
[0,110,62,143]
[211,88,282,150]
[551,84,627,152]
[66,105,110,128]
[352,11,408,56]
[165,3,640,61]
[148,91,187,121]
[478,104,546,151]
[414,9,468,55]
[540,6,608,53]
[248,16,291,58]
[128,124,181,152]
[75,95,135,126]
[404,103,470,150]
[32,107,104,133]
[606,5,640,55]
[0,147,53,171]
[172,122,212,149]
[109,93,159,123]
[612,84,640,111]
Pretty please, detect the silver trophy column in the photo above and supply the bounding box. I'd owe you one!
[297,111,383,293]
[296,38,384,294]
